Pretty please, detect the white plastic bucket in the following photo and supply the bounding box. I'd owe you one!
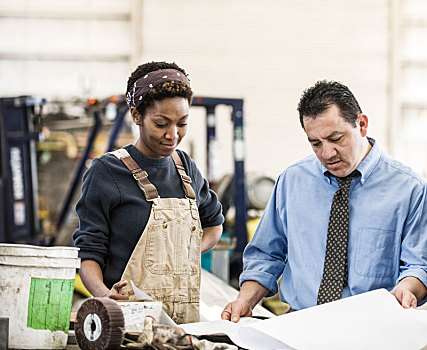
[0,244,80,349]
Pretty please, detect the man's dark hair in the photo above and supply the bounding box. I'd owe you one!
[126,61,193,118]
[297,80,362,129]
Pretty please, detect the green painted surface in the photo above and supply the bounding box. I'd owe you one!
[27,278,74,333]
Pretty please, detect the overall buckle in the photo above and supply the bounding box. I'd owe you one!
[181,174,192,183]
[133,170,148,180]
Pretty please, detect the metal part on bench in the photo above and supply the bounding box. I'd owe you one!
[75,298,124,350]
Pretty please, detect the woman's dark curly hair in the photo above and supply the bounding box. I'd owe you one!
[126,61,193,118]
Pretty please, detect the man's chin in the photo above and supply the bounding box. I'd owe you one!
[325,166,347,178]
[324,161,346,176]
[329,169,354,178]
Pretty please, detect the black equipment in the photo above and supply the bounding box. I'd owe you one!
[0,96,45,243]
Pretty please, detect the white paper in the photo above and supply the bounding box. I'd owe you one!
[180,317,259,336]
[130,279,177,326]
[181,318,295,350]
[130,280,153,300]
[117,301,163,332]
[200,269,275,321]
[249,289,427,350]
[182,289,427,350]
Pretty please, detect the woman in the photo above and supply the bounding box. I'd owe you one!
[73,61,224,324]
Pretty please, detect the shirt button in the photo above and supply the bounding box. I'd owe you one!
[361,178,365,184]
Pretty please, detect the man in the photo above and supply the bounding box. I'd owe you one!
[222,80,427,322]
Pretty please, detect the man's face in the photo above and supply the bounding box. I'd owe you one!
[303,104,369,177]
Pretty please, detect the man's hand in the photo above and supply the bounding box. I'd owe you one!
[221,298,253,323]
[391,276,427,309]
[391,284,417,308]
[103,280,129,300]
[221,281,269,323]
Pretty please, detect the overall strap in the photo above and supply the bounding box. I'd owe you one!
[171,151,196,200]
[110,149,159,201]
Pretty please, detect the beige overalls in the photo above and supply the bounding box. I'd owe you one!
[110,148,202,324]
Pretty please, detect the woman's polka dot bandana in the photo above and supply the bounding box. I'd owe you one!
[126,69,190,109]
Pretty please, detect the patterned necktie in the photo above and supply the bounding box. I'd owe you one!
[317,174,354,305]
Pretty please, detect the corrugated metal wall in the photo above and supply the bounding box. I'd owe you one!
[0,0,133,98]
[3,0,423,179]
[394,0,427,177]
[139,0,390,178]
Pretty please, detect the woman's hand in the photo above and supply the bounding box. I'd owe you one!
[103,280,129,300]
[79,260,129,300]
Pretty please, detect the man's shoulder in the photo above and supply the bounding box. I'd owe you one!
[290,154,318,168]
[379,151,426,186]
[281,154,319,177]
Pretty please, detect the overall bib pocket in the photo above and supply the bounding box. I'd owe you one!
[144,219,202,275]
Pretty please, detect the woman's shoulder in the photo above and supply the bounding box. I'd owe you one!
[175,149,199,173]
[175,148,191,162]
[87,150,130,180]
[175,149,208,192]
[93,151,121,168]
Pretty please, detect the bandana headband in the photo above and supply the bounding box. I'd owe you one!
[126,69,190,109]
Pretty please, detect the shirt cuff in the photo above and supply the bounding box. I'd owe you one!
[239,270,279,297]
[78,250,106,270]
[201,215,224,228]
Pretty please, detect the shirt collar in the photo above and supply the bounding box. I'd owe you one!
[354,137,381,185]
[321,137,381,186]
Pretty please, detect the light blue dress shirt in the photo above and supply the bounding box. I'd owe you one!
[240,138,427,310]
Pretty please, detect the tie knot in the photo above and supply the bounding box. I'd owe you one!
[336,172,357,190]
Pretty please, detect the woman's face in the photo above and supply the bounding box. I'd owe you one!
[132,97,190,158]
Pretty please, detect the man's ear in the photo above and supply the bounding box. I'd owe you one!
[130,107,142,126]
[357,114,369,137]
